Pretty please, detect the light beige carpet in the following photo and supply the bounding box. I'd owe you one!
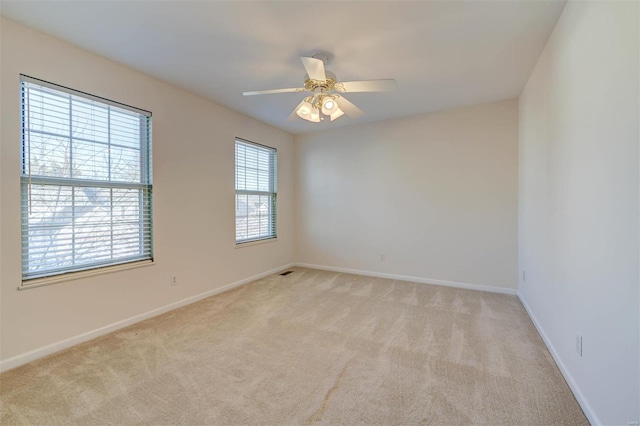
[1,267,588,425]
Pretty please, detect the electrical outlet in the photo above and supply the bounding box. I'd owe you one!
[170,275,178,286]
[576,335,583,357]
[380,253,386,261]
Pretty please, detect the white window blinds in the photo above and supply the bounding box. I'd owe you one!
[235,139,277,244]
[20,76,153,282]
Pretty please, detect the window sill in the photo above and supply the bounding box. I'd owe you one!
[19,260,155,291]
[235,238,278,249]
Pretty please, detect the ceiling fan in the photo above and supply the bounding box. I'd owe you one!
[243,54,396,123]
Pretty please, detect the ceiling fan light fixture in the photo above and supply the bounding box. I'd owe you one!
[321,97,338,115]
[309,108,321,123]
[296,101,313,119]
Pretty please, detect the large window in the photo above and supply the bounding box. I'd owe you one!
[235,138,277,244]
[20,76,153,282]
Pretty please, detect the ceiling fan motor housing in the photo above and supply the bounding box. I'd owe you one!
[304,71,337,93]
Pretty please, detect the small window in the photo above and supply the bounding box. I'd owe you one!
[235,138,277,244]
[20,76,153,282]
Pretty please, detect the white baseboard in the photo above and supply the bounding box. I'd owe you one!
[294,263,517,295]
[0,263,295,373]
[517,292,599,426]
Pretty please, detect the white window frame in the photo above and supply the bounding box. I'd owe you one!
[19,75,153,286]
[235,138,277,245]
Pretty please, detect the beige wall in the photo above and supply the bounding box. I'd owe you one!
[0,18,295,362]
[295,100,518,291]
[518,1,639,424]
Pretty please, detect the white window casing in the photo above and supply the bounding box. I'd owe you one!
[235,138,277,244]
[20,76,153,285]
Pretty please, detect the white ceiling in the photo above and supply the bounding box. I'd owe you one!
[1,1,565,135]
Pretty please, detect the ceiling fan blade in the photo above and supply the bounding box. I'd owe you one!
[335,95,364,118]
[301,57,326,81]
[243,87,304,96]
[338,79,397,93]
